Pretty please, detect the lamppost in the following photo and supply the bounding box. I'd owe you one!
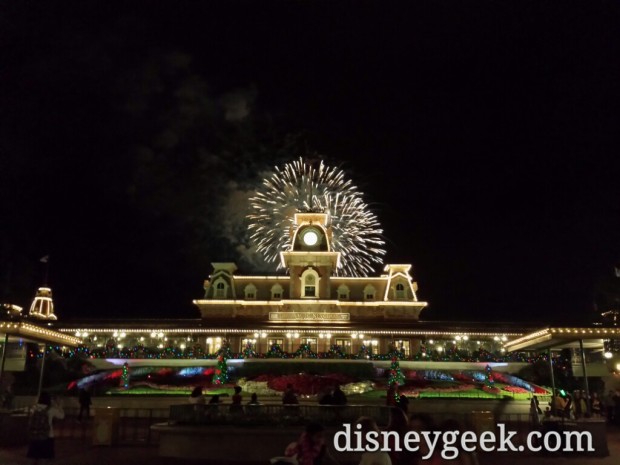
[602,310,620,359]
[0,303,23,385]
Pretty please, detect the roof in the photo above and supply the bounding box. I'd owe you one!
[0,319,81,347]
[504,326,620,352]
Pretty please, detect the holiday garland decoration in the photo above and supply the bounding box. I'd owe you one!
[326,344,346,359]
[294,343,318,358]
[266,343,285,358]
[357,344,370,359]
[217,341,234,360]
[41,343,562,365]
[241,342,257,359]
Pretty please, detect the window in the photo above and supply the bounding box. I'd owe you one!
[268,338,284,348]
[337,284,350,300]
[305,275,316,297]
[301,268,320,298]
[393,340,411,357]
[363,285,376,301]
[241,338,257,351]
[214,280,227,298]
[271,284,284,300]
[395,283,406,299]
[302,338,317,350]
[335,338,352,354]
[244,284,257,300]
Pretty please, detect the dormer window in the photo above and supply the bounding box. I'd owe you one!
[271,284,283,300]
[337,284,350,300]
[363,285,376,301]
[244,284,257,300]
[214,279,227,298]
[396,283,406,299]
[301,268,320,298]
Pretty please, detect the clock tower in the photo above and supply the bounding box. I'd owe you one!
[281,213,340,299]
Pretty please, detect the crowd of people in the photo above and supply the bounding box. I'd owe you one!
[26,392,65,465]
[188,384,263,417]
[543,388,620,423]
[271,409,478,465]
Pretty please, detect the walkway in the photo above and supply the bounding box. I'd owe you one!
[0,427,618,465]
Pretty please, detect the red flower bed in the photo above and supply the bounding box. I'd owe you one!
[262,373,355,395]
[400,383,475,396]
[503,386,529,394]
[482,385,501,395]
[452,373,475,383]
[532,385,550,395]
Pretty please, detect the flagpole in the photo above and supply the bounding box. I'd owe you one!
[40,256,50,286]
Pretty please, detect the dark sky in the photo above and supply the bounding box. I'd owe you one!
[1,1,620,324]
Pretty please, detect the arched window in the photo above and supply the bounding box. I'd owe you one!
[213,279,227,298]
[395,283,406,299]
[301,268,320,298]
[363,285,376,301]
[337,284,350,300]
[271,284,283,300]
[244,284,257,300]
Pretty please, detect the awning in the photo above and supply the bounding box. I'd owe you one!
[504,326,620,352]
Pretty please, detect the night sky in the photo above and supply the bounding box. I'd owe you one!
[1,1,620,324]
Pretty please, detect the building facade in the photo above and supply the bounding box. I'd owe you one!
[51,212,526,361]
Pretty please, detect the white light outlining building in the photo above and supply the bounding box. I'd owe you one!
[28,287,57,321]
[193,212,428,354]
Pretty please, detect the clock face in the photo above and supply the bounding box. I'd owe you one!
[302,229,319,246]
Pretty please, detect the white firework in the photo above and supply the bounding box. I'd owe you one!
[247,158,385,276]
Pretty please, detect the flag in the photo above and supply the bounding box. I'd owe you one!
[40,255,50,263]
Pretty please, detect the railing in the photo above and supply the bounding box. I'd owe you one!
[168,403,535,429]
[12,404,546,450]
[170,403,392,427]
[15,406,169,445]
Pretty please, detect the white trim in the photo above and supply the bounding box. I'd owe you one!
[193,299,427,307]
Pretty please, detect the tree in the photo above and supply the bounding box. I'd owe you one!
[212,354,228,385]
[388,357,405,401]
[485,364,494,387]
[121,362,130,389]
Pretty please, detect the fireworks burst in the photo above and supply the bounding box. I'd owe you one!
[247,158,386,276]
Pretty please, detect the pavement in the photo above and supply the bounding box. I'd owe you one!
[0,427,619,465]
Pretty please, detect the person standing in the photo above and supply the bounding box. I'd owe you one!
[189,386,206,405]
[397,394,409,414]
[591,392,602,417]
[283,422,337,465]
[331,385,347,406]
[356,417,392,465]
[385,407,415,465]
[247,393,261,416]
[604,390,615,423]
[551,389,566,417]
[77,388,92,421]
[613,390,620,425]
[282,383,300,416]
[27,392,64,465]
[530,396,542,427]
[283,383,299,404]
[386,385,397,407]
[230,385,243,414]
